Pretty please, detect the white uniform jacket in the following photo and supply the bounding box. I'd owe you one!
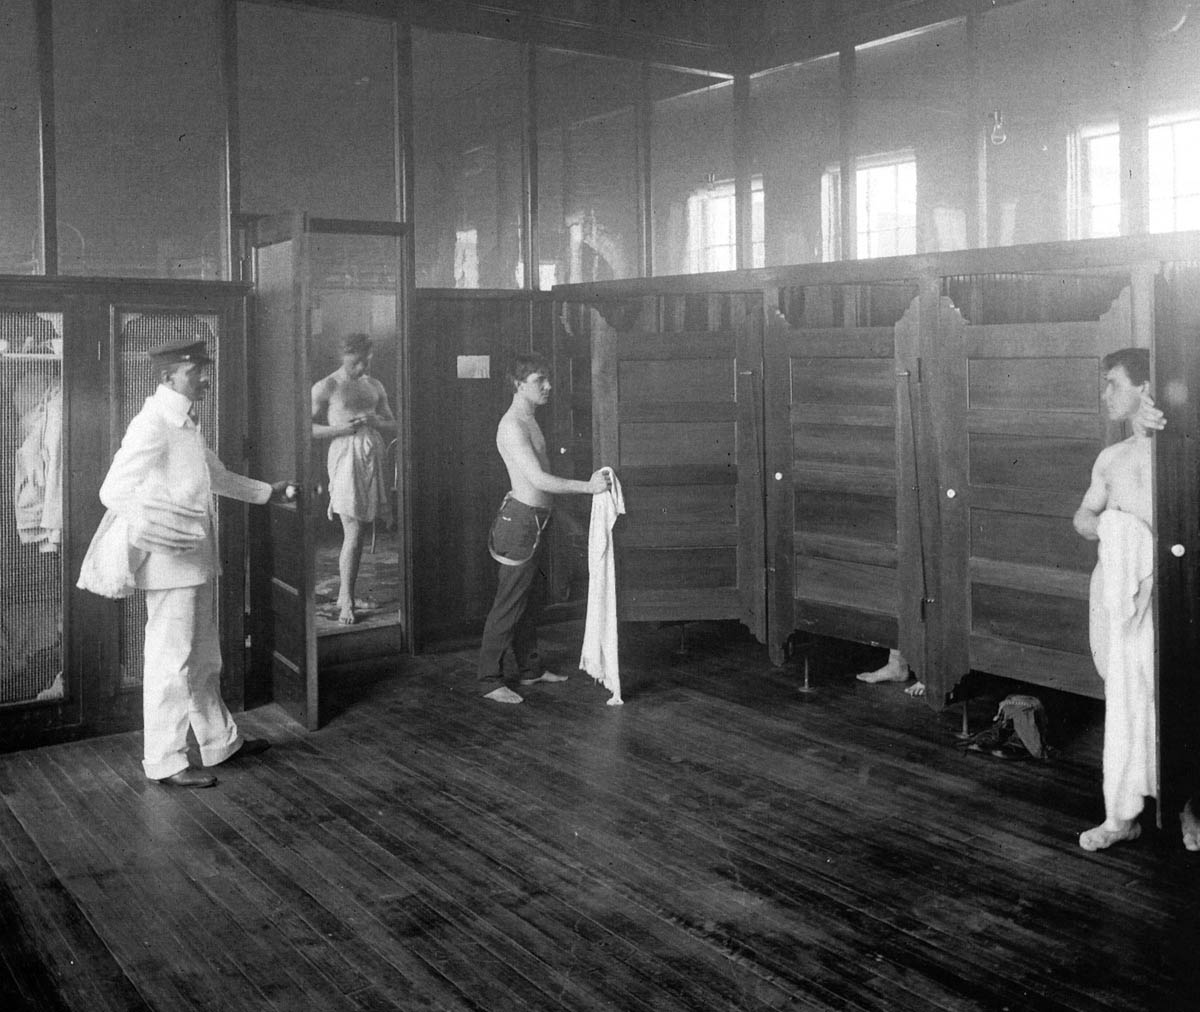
[99,385,271,590]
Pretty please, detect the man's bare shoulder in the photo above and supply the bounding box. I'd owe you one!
[311,372,339,396]
[1093,441,1127,472]
[496,407,526,443]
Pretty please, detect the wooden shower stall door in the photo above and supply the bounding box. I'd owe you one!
[930,286,1136,700]
[591,300,765,642]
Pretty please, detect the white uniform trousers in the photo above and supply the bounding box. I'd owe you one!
[141,580,242,780]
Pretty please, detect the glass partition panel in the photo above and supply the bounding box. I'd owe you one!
[53,0,226,278]
[413,29,522,288]
[0,5,42,275]
[855,21,971,256]
[751,54,841,267]
[537,50,641,284]
[238,2,398,222]
[977,0,1130,246]
[0,311,63,704]
[1145,11,1200,234]
[651,73,737,276]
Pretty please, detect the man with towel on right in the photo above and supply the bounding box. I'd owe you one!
[1072,347,1164,851]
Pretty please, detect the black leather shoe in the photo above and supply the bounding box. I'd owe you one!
[158,769,218,788]
[228,737,271,760]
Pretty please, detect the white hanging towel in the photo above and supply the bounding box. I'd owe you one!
[1090,509,1157,823]
[580,467,625,704]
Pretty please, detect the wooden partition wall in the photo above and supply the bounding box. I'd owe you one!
[410,290,563,648]
[554,233,1200,721]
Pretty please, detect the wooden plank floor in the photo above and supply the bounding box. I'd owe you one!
[2,619,1199,1012]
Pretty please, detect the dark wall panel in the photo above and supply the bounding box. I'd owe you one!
[411,292,551,645]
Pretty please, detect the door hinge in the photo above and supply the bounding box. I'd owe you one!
[920,596,935,621]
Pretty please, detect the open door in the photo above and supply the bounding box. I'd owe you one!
[247,213,317,728]
[246,213,411,730]
[928,274,1139,705]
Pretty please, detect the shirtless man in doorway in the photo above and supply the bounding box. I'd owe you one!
[1072,347,1165,851]
[477,353,610,704]
[311,333,396,625]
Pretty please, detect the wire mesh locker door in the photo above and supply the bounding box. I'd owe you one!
[0,310,65,709]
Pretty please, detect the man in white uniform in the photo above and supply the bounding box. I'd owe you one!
[100,339,289,787]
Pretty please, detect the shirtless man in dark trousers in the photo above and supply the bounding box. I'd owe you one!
[477,353,609,704]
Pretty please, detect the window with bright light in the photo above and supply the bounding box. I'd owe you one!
[1150,113,1200,234]
[821,151,916,260]
[1069,124,1121,239]
[821,169,841,262]
[686,176,764,273]
[453,228,479,289]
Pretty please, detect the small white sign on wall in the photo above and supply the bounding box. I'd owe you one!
[457,355,490,379]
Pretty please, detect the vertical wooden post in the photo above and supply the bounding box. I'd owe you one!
[733,73,753,271]
[394,20,418,652]
[965,14,988,250]
[561,124,573,282]
[1120,2,1149,237]
[837,47,857,261]
[520,41,538,291]
[34,0,57,275]
[635,62,654,278]
[218,0,239,281]
[1154,265,1200,828]
[762,285,794,667]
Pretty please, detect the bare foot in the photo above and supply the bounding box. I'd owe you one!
[1181,798,1200,852]
[1079,820,1141,851]
[519,671,568,685]
[484,686,523,704]
[337,601,356,625]
[607,694,623,706]
[905,680,926,697]
[856,649,908,684]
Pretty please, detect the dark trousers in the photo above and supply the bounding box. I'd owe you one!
[477,497,551,688]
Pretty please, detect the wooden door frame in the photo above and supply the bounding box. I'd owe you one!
[244,212,414,725]
[304,216,414,661]
[1153,264,1200,826]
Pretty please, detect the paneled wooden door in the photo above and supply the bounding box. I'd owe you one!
[592,296,766,640]
[246,213,318,729]
[246,214,411,728]
[763,284,921,667]
[929,276,1141,704]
